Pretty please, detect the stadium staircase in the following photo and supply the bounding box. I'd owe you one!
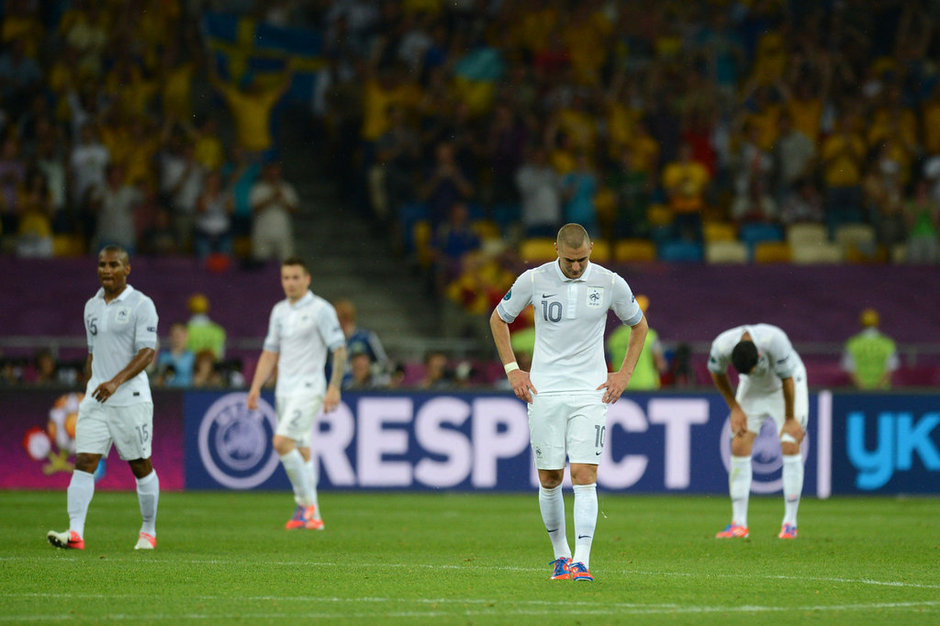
[277,107,444,360]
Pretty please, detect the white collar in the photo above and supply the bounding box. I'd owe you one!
[553,259,592,282]
[95,284,135,303]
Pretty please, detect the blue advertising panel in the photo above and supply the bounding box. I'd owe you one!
[184,390,824,495]
[830,393,940,494]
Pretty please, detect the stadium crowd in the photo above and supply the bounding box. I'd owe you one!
[1,0,938,389]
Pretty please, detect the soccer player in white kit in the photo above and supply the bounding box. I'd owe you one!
[47,245,161,551]
[490,224,648,581]
[708,324,808,539]
[247,257,347,530]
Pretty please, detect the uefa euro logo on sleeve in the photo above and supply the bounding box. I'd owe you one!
[197,392,281,489]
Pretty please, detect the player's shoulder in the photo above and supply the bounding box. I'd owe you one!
[754,323,788,342]
[712,325,745,348]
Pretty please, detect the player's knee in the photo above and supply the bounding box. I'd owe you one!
[74,453,101,474]
[272,435,294,456]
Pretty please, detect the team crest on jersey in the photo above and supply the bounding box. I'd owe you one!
[114,306,131,324]
[586,287,604,308]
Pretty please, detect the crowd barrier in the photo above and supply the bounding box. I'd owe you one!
[3,389,937,496]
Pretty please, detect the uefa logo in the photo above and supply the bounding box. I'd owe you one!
[198,392,280,489]
[719,418,810,493]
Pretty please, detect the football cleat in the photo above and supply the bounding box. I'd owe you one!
[135,532,156,550]
[286,505,321,530]
[715,522,749,538]
[778,524,798,539]
[570,561,593,582]
[549,557,572,580]
[47,529,84,550]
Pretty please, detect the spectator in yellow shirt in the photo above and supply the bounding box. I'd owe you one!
[662,142,710,241]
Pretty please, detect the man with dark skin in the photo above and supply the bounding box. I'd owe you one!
[47,245,161,550]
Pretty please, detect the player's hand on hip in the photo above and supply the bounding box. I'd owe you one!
[323,386,341,413]
[509,370,536,403]
[598,372,628,404]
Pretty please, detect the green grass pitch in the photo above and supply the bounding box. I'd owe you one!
[1,490,938,624]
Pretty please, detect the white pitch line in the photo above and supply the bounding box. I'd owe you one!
[4,556,939,590]
[4,601,940,622]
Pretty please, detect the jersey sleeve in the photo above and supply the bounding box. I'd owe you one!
[707,336,730,375]
[318,304,347,352]
[262,305,280,353]
[611,273,642,326]
[84,300,94,354]
[495,269,534,323]
[134,297,159,351]
[767,326,798,379]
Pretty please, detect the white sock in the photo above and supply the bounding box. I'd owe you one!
[572,483,597,569]
[280,450,314,507]
[730,456,752,527]
[67,469,95,538]
[136,470,159,536]
[538,485,570,559]
[305,458,321,519]
[782,454,804,527]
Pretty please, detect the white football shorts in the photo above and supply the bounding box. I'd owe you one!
[527,392,608,469]
[75,397,154,460]
[736,364,809,436]
[275,393,324,447]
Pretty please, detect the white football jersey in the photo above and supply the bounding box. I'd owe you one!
[83,285,158,406]
[263,291,345,397]
[707,323,804,391]
[497,260,643,393]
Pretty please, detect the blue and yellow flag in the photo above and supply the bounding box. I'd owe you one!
[201,12,325,101]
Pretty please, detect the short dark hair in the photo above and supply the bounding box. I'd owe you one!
[282,256,308,272]
[98,244,129,264]
[731,340,759,375]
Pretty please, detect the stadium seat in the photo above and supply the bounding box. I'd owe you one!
[471,219,502,242]
[647,204,674,227]
[834,223,876,255]
[519,237,557,263]
[790,241,843,264]
[705,240,748,264]
[703,221,737,243]
[591,239,611,262]
[739,222,784,259]
[753,241,792,264]
[614,238,657,262]
[658,240,703,262]
[891,243,907,264]
[52,234,85,257]
[786,223,828,247]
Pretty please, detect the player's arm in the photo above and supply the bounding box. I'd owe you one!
[83,354,93,386]
[92,348,155,403]
[600,314,648,403]
[247,350,278,409]
[710,370,748,437]
[779,376,804,444]
[323,345,347,413]
[490,308,536,403]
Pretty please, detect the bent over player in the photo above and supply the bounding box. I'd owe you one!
[490,223,648,582]
[48,245,161,551]
[247,257,347,530]
[708,323,808,539]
